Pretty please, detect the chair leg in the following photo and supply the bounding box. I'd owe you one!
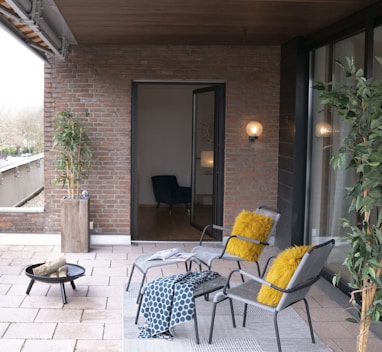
[303,298,316,344]
[237,261,245,282]
[208,302,218,344]
[209,297,235,344]
[136,274,147,304]
[194,306,200,344]
[135,291,144,324]
[273,311,282,352]
[255,261,261,277]
[229,298,236,328]
[243,303,248,327]
[126,264,136,291]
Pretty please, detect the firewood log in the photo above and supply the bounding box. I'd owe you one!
[32,257,67,276]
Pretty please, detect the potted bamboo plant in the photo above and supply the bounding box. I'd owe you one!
[314,57,382,352]
[52,109,93,253]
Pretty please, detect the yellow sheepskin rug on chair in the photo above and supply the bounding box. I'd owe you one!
[257,245,312,306]
[225,210,273,262]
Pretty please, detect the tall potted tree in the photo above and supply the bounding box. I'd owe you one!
[52,109,93,253]
[314,57,382,352]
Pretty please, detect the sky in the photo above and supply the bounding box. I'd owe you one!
[0,27,44,114]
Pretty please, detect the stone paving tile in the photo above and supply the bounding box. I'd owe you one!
[21,295,64,309]
[22,339,76,352]
[110,275,128,286]
[106,295,124,310]
[82,309,121,323]
[94,252,128,260]
[104,322,123,340]
[54,322,104,339]
[0,265,24,275]
[9,283,49,296]
[92,267,128,277]
[0,307,38,322]
[0,274,30,285]
[0,322,9,336]
[61,296,107,310]
[0,338,25,351]
[77,259,111,267]
[0,294,24,307]
[35,308,83,323]
[88,285,124,297]
[0,258,13,265]
[75,339,122,352]
[0,283,11,294]
[4,322,56,338]
[47,284,89,299]
[75,275,110,286]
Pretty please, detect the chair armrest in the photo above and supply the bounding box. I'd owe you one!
[234,269,321,294]
[199,224,231,245]
[217,235,270,259]
[231,235,270,246]
[222,269,272,294]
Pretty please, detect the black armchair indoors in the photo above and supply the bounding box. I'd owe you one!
[151,175,191,214]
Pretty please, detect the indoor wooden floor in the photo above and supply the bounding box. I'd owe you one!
[136,205,214,241]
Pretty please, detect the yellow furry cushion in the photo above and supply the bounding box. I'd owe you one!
[225,210,273,261]
[257,245,312,306]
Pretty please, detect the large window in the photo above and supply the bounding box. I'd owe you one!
[0,27,44,209]
[308,32,365,278]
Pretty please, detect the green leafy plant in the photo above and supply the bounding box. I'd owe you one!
[314,57,382,352]
[52,110,93,199]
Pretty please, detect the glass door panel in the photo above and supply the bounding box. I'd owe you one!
[191,87,216,233]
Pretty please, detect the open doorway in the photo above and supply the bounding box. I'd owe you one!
[131,82,225,241]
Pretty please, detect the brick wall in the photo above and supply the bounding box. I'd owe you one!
[1,45,280,236]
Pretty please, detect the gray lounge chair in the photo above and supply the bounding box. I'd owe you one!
[208,239,335,352]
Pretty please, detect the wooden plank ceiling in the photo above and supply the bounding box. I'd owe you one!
[0,0,379,58]
[53,0,378,45]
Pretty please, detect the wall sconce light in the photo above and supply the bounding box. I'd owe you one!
[201,150,214,168]
[246,121,263,142]
[315,122,332,137]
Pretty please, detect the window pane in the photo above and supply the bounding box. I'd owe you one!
[373,25,382,78]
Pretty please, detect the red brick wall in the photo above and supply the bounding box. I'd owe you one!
[1,45,280,236]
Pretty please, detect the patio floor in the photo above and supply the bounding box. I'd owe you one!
[0,242,381,352]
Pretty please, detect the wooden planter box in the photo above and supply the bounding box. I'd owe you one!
[61,198,89,253]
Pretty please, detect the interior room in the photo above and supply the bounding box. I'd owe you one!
[133,83,221,241]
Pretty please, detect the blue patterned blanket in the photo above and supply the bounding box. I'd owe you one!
[138,270,219,339]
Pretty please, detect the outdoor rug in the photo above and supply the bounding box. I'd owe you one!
[124,282,333,352]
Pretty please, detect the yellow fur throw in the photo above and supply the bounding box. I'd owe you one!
[225,210,273,261]
[257,245,312,306]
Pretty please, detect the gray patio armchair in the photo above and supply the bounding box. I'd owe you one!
[208,239,335,352]
[191,205,281,277]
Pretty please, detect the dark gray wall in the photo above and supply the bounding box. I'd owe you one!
[277,37,309,249]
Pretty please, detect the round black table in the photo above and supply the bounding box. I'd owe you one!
[25,263,85,304]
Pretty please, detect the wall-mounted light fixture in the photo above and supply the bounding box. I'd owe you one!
[315,122,332,137]
[201,151,214,168]
[246,121,263,142]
